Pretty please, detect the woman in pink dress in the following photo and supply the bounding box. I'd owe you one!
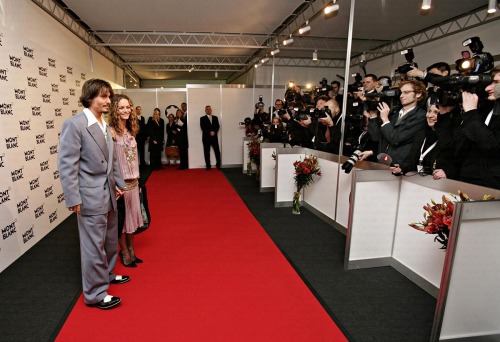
[109,94,144,267]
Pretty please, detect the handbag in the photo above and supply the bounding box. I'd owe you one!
[135,184,151,234]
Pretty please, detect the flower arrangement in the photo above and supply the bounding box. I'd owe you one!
[292,155,321,214]
[409,191,494,250]
[247,139,261,166]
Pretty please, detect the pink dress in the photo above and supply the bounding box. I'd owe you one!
[114,131,144,234]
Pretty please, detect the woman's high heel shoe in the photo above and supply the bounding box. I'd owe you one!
[132,256,143,264]
[119,250,137,268]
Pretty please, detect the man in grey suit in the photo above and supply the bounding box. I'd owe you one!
[58,79,129,310]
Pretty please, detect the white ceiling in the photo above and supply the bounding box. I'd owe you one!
[57,0,494,84]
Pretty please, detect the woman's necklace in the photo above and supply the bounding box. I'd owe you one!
[122,129,136,167]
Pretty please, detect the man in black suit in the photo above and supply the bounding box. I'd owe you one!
[361,80,427,165]
[135,106,147,166]
[200,105,221,170]
[458,65,500,189]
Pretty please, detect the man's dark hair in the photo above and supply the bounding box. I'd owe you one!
[79,79,113,108]
[426,62,450,75]
[491,65,500,78]
[364,74,378,81]
[331,80,341,87]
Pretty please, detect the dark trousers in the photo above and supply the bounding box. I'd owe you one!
[149,149,162,170]
[203,138,221,168]
[179,146,189,169]
[137,138,146,165]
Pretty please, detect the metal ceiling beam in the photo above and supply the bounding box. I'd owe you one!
[91,32,271,49]
[350,5,500,66]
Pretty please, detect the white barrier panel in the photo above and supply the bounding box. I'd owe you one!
[260,143,289,192]
[275,148,305,206]
[434,200,500,341]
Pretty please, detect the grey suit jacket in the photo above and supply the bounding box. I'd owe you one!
[58,111,125,215]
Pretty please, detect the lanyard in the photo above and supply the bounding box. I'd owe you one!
[419,138,437,165]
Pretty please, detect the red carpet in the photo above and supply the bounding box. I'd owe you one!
[56,168,346,341]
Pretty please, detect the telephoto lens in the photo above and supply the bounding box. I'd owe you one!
[341,150,362,174]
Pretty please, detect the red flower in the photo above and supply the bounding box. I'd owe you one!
[293,155,321,191]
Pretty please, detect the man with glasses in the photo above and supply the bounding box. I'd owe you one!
[360,80,427,165]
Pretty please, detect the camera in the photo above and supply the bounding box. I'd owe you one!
[314,78,333,96]
[258,95,264,107]
[395,48,418,74]
[347,73,363,93]
[341,150,362,174]
[455,37,494,75]
[239,117,252,126]
[310,106,331,120]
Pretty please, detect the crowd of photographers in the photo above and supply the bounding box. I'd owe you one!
[244,37,500,190]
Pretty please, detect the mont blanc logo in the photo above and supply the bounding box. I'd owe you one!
[22,226,34,243]
[20,120,31,131]
[40,160,49,171]
[23,46,34,59]
[80,73,86,80]
[48,58,56,68]
[15,89,26,100]
[46,120,55,129]
[0,103,13,115]
[49,210,58,223]
[5,136,19,149]
[27,77,38,88]
[2,220,17,240]
[60,74,66,83]
[51,83,59,92]
[69,88,76,96]
[49,145,58,155]
[24,149,35,161]
[0,187,11,205]
[17,197,29,214]
[67,66,73,74]
[9,55,22,69]
[57,193,65,203]
[53,170,59,180]
[34,204,44,218]
[62,97,69,105]
[54,108,62,117]
[42,94,51,103]
[72,109,78,116]
[0,154,4,168]
[29,177,40,191]
[32,106,41,116]
[44,185,53,198]
[11,167,24,182]
[77,100,82,107]
[39,67,48,77]
[75,80,81,87]
[36,134,46,144]
[0,68,8,81]
[0,33,3,46]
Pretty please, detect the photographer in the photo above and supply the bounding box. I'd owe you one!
[455,65,500,189]
[296,96,331,151]
[286,102,314,148]
[271,99,285,119]
[317,99,343,154]
[266,116,287,143]
[360,80,427,165]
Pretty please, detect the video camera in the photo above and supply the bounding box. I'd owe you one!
[395,48,418,74]
[455,37,494,75]
[429,37,493,106]
[239,117,252,126]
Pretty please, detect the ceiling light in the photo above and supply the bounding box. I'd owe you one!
[261,57,270,64]
[299,21,310,35]
[313,50,318,61]
[255,62,262,68]
[215,71,218,78]
[421,0,431,10]
[488,0,497,13]
[283,35,294,46]
[188,66,194,72]
[324,2,339,14]
[271,48,280,56]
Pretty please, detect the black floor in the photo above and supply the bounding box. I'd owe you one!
[222,168,436,342]
[0,167,436,342]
